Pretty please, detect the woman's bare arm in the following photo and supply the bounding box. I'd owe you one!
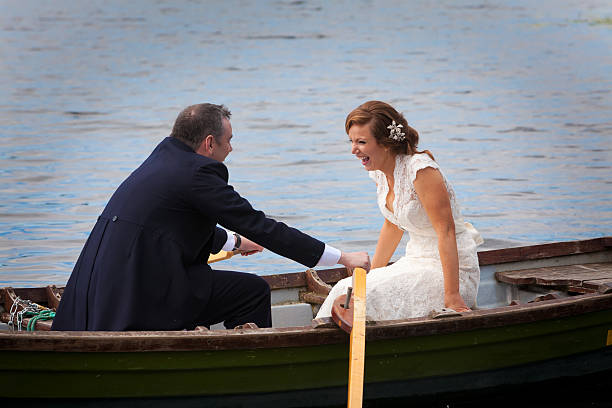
[413,167,469,312]
[371,218,404,269]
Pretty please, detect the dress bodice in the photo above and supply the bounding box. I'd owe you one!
[369,153,482,242]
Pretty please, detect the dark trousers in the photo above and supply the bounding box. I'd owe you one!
[197,269,272,329]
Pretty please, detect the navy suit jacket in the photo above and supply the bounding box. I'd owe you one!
[52,137,325,330]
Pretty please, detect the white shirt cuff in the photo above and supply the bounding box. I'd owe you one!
[315,244,341,267]
[221,231,235,252]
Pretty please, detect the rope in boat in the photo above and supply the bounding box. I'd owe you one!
[26,309,55,331]
[8,296,55,331]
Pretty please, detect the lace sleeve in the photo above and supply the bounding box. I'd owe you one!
[408,154,441,184]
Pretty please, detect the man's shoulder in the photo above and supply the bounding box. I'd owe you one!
[163,138,229,182]
[192,157,229,182]
[159,137,228,173]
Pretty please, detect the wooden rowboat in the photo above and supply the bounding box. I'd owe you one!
[1,237,612,406]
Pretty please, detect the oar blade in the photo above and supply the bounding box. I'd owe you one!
[207,250,236,264]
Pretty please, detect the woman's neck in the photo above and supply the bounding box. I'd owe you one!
[381,153,397,187]
[380,154,395,181]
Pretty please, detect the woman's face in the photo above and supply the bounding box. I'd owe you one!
[348,123,393,172]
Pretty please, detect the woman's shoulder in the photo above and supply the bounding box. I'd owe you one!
[405,153,440,183]
[408,152,439,168]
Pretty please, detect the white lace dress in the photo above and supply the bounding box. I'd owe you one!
[317,153,483,321]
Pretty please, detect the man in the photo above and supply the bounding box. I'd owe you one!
[52,103,370,331]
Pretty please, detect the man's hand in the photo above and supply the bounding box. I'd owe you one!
[238,236,264,256]
[338,251,370,273]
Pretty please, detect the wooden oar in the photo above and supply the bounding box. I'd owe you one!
[207,250,237,264]
[331,267,367,408]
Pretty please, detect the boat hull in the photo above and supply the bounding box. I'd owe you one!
[2,306,611,402]
[3,350,612,407]
[1,237,612,404]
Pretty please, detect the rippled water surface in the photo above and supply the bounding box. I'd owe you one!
[1,0,611,286]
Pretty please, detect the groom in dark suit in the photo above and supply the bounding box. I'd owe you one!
[52,103,369,331]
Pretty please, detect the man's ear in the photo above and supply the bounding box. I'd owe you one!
[196,135,215,157]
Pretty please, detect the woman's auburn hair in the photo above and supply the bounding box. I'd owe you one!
[345,100,433,160]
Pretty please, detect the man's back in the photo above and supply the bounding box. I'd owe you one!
[53,136,327,331]
[52,137,222,331]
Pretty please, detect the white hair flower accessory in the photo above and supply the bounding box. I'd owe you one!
[387,120,406,141]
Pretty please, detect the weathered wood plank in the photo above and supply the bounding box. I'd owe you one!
[317,267,350,285]
[2,287,17,313]
[598,282,612,294]
[261,271,306,290]
[496,263,612,285]
[479,237,611,266]
[262,267,348,290]
[311,317,335,329]
[496,263,612,293]
[583,279,612,294]
[305,269,332,295]
[46,285,62,310]
[567,286,596,294]
[299,292,326,305]
[4,287,50,305]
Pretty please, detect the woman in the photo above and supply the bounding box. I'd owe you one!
[317,101,483,320]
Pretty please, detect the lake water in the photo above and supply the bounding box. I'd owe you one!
[1,0,611,286]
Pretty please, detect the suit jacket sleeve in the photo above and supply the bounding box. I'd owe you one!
[191,161,325,268]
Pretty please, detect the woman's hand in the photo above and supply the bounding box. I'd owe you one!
[444,291,471,313]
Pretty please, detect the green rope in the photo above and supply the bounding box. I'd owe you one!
[26,309,56,331]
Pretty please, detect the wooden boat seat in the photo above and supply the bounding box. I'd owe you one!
[46,285,62,309]
[495,262,612,295]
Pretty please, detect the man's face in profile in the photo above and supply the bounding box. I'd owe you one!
[211,118,233,162]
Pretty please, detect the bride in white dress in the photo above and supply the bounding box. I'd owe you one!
[317,101,483,321]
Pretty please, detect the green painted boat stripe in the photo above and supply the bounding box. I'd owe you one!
[1,309,612,398]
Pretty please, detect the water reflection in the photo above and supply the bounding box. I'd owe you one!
[0,0,611,285]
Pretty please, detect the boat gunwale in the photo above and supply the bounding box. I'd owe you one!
[476,236,612,266]
[1,292,611,352]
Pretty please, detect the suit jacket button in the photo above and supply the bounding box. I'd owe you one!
[112,216,118,222]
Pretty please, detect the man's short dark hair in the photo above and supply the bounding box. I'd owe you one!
[170,103,232,150]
